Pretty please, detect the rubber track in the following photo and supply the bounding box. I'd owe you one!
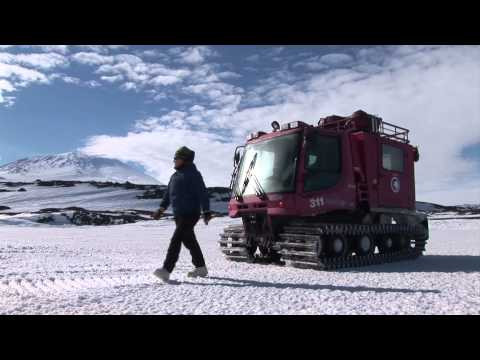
[219,223,428,270]
[219,224,253,261]
[277,222,427,270]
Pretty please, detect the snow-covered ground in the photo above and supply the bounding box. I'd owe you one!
[0,217,479,314]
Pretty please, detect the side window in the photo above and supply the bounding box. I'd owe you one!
[304,134,341,192]
[382,144,404,172]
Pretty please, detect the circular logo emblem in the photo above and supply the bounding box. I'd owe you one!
[391,177,401,193]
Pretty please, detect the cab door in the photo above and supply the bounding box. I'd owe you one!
[377,140,410,208]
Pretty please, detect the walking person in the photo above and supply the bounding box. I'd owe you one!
[152,146,213,282]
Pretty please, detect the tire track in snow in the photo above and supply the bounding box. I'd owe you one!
[0,273,151,297]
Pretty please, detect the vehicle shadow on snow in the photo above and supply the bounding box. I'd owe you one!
[183,276,439,294]
[345,255,480,273]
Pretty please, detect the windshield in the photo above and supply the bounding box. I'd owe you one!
[234,133,300,196]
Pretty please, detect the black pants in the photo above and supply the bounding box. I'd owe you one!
[163,214,205,273]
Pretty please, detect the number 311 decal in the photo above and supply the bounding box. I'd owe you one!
[309,196,325,208]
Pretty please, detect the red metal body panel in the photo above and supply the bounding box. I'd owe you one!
[295,127,356,217]
[228,111,417,218]
[376,138,416,210]
[349,132,416,210]
[350,132,380,209]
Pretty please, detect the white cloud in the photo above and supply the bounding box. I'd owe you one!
[71,45,128,54]
[0,78,15,92]
[141,49,159,57]
[269,47,285,55]
[293,60,328,71]
[47,74,102,88]
[418,177,480,205]
[16,53,69,70]
[176,46,217,64]
[5,46,474,204]
[150,74,181,86]
[96,62,150,83]
[82,127,236,186]
[0,52,69,70]
[0,50,71,106]
[1,45,70,54]
[85,80,101,88]
[294,53,353,71]
[150,92,167,102]
[94,56,191,91]
[185,82,242,98]
[0,79,15,106]
[217,71,242,79]
[81,46,480,205]
[246,54,260,62]
[61,76,81,84]
[32,45,70,54]
[72,52,114,65]
[0,63,49,83]
[134,117,162,131]
[320,53,353,65]
[190,104,205,112]
[120,82,138,91]
[100,74,124,83]
[114,54,143,65]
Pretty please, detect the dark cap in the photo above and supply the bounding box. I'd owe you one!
[174,146,195,162]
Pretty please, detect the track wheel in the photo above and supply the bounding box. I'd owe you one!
[393,235,411,251]
[328,235,350,257]
[377,235,395,253]
[355,235,375,256]
[259,245,282,264]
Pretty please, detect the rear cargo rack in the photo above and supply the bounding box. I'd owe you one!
[377,121,410,144]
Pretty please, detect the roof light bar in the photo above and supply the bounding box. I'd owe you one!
[281,121,302,130]
[247,131,267,141]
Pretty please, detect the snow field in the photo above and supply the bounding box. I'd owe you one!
[0,217,479,314]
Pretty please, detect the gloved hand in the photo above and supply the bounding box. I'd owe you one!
[203,211,213,225]
[152,207,166,220]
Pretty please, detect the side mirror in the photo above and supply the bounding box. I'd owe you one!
[233,146,245,167]
[414,146,420,162]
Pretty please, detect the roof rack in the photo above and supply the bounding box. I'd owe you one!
[377,120,409,144]
[317,110,410,144]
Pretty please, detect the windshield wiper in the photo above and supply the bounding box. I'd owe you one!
[252,173,268,200]
[233,182,243,202]
[238,152,257,200]
[230,167,242,201]
[237,152,268,201]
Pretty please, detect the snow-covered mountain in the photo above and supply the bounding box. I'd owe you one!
[0,151,160,184]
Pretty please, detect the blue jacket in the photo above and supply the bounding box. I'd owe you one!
[160,163,210,216]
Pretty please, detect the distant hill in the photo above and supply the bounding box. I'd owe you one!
[416,201,480,215]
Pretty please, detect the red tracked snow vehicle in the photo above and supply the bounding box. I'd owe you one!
[219,110,429,270]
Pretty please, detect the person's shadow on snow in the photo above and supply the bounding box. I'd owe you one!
[182,276,440,294]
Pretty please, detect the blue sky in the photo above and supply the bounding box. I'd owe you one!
[0,45,479,204]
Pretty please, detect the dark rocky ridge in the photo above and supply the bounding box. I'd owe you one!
[416,201,480,215]
[30,207,224,226]
[0,179,231,201]
[2,179,478,226]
